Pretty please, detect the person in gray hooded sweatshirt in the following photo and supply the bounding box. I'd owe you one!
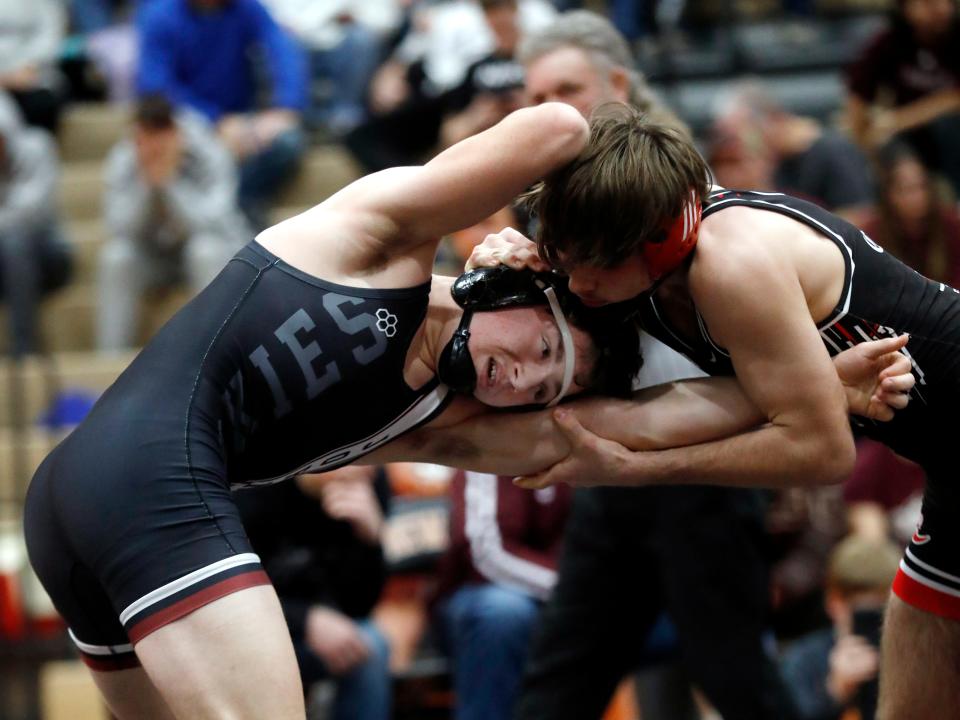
[97,94,251,351]
[0,90,71,357]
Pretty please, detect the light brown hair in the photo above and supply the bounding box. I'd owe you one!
[826,535,901,598]
[527,103,711,269]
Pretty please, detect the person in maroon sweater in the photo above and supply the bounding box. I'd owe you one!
[431,471,571,720]
[845,0,960,195]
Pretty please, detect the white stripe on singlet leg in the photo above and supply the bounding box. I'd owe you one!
[119,553,261,626]
[68,629,135,655]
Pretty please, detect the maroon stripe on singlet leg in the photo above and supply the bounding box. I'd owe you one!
[80,651,142,672]
[126,570,271,644]
[892,568,960,621]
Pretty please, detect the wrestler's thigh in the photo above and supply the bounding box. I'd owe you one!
[878,594,960,720]
[91,666,176,720]
[134,585,305,720]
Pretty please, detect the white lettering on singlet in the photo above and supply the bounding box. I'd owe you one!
[246,298,393,420]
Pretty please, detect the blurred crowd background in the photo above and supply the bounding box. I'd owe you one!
[0,0,956,718]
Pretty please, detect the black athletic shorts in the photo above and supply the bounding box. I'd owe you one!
[23,245,278,670]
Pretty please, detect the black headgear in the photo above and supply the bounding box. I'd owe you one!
[438,266,579,404]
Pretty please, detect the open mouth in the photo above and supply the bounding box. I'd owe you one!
[485,357,498,388]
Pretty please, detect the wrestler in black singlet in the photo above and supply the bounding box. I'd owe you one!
[24,241,451,668]
[638,189,960,620]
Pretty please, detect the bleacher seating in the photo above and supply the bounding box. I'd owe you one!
[0,105,363,520]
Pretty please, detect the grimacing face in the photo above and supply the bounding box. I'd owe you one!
[466,305,595,407]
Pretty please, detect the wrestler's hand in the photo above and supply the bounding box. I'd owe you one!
[833,334,915,421]
[464,226,550,272]
[514,408,632,490]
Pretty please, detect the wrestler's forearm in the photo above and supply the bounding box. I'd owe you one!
[614,417,856,489]
[377,377,767,475]
[373,407,571,475]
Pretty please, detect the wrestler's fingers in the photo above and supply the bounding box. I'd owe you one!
[878,355,912,381]
[860,333,910,359]
[499,250,545,271]
[877,389,910,408]
[881,373,915,394]
[513,472,555,490]
[464,246,501,270]
[884,394,910,410]
[551,408,592,444]
[872,406,894,422]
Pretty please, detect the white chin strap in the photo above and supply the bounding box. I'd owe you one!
[542,286,577,407]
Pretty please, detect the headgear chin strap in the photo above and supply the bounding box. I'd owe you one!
[642,188,702,281]
[541,286,576,407]
[437,267,578,406]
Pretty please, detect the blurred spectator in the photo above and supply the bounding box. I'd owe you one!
[439,0,528,148]
[431,471,571,720]
[845,0,960,196]
[75,0,139,102]
[513,14,794,720]
[780,534,901,720]
[862,141,960,287]
[519,8,682,130]
[707,119,777,192]
[0,0,67,133]
[0,91,71,357]
[137,0,308,231]
[844,438,925,546]
[348,0,554,171]
[236,466,392,720]
[391,0,554,99]
[261,0,402,136]
[712,81,874,224]
[70,0,126,35]
[764,485,848,639]
[97,94,249,351]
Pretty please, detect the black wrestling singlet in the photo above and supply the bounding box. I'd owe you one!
[638,190,960,501]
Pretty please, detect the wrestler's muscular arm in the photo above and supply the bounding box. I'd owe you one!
[614,215,857,488]
[368,377,764,475]
[370,337,912,476]
[313,103,589,285]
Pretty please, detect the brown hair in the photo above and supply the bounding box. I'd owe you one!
[872,141,951,282]
[134,93,176,131]
[527,103,711,269]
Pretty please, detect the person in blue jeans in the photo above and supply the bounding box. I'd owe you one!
[439,583,543,720]
[431,471,572,720]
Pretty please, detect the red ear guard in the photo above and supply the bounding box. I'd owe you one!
[642,188,702,281]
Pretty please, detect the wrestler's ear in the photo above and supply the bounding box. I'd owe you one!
[609,66,630,104]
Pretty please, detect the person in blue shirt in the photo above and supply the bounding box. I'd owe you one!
[137,0,308,231]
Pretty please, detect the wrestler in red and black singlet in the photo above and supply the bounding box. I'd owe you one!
[638,189,960,621]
